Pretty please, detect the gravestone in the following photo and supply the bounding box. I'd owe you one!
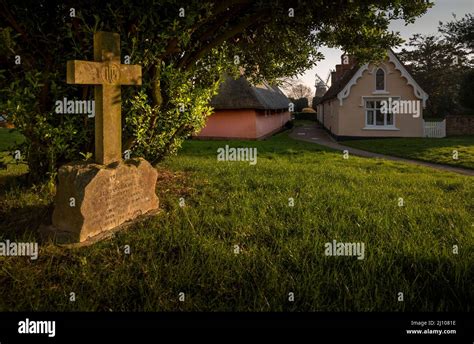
[43,32,159,244]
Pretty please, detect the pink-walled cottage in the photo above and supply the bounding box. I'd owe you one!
[196,76,291,140]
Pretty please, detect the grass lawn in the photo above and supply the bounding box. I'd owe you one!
[292,119,316,127]
[0,127,24,151]
[0,128,27,184]
[342,136,474,170]
[0,130,472,311]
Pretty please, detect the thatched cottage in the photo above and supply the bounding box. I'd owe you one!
[196,76,291,139]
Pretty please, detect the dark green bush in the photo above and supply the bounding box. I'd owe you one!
[459,69,474,111]
[289,97,309,112]
[284,120,294,130]
[293,112,317,121]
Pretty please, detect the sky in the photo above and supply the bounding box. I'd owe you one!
[293,0,474,94]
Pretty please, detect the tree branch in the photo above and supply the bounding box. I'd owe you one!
[187,0,253,34]
[193,4,248,45]
[178,10,269,70]
[0,0,50,65]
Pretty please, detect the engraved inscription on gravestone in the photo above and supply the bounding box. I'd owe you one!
[87,170,149,230]
[50,158,159,243]
[101,63,121,84]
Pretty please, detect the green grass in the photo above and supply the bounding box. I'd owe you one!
[292,119,316,127]
[0,131,472,311]
[0,128,26,184]
[0,127,24,152]
[342,136,474,170]
[0,127,25,182]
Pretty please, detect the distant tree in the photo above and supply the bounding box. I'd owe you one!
[399,14,474,117]
[439,13,474,52]
[399,32,473,117]
[287,83,313,100]
[289,97,309,112]
[0,0,432,182]
[459,69,474,111]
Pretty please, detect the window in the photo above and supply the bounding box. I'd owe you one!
[365,99,394,128]
[375,68,385,91]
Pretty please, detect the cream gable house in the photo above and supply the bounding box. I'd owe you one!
[316,50,429,140]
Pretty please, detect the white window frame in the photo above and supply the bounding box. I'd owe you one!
[363,97,399,130]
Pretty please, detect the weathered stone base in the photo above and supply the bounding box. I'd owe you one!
[43,158,159,244]
[40,208,160,247]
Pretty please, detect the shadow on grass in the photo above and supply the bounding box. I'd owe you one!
[0,240,470,311]
[0,203,52,242]
[181,131,335,158]
[0,171,53,242]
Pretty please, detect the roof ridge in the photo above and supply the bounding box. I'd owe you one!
[211,75,290,110]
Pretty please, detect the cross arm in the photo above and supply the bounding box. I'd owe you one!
[67,60,142,85]
[67,60,103,85]
[119,64,142,85]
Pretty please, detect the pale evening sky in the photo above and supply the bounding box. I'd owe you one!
[293,0,473,95]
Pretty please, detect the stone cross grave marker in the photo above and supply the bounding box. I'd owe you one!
[67,31,142,165]
[42,31,159,244]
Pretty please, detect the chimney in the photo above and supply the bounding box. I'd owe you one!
[331,71,337,85]
[335,64,343,80]
[332,54,357,84]
[341,54,357,72]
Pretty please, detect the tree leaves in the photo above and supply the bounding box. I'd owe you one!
[0,0,432,181]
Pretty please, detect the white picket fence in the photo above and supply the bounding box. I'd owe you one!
[423,119,446,138]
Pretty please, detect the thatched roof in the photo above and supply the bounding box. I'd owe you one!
[211,76,290,110]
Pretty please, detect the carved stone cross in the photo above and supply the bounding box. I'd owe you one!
[67,31,142,165]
